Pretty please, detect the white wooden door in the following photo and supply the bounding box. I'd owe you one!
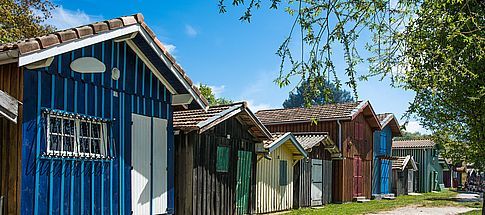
[131,114,168,215]
[311,159,323,206]
[131,114,152,215]
[408,171,414,193]
[152,117,168,214]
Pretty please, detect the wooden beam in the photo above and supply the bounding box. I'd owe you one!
[0,90,19,123]
[114,32,138,42]
[25,57,54,70]
[172,94,193,106]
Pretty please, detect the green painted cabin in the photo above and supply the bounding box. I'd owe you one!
[392,140,443,193]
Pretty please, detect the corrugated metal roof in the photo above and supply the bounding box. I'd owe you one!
[392,155,418,171]
[392,139,436,148]
[262,132,308,158]
[293,132,341,158]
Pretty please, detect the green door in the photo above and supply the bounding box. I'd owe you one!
[236,150,252,214]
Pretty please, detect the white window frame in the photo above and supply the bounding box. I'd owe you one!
[46,113,109,158]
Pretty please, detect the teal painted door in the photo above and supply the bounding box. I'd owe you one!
[236,150,252,214]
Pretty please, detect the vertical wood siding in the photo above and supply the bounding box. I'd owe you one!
[372,126,393,195]
[20,40,173,215]
[293,160,311,208]
[392,148,441,193]
[255,144,294,213]
[174,117,257,215]
[265,112,374,202]
[0,63,23,215]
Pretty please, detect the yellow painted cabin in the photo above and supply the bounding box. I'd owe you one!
[255,133,307,214]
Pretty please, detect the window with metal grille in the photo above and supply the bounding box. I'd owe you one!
[216,146,230,172]
[46,113,109,158]
[279,160,288,186]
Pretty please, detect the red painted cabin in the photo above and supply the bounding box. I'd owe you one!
[256,101,381,202]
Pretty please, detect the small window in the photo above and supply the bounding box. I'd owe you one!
[47,113,109,158]
[279,160,288,186]
[216,146,230,172]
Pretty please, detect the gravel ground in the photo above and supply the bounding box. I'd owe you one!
[368,205,478,215]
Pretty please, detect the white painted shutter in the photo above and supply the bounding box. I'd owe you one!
[152,117,168,214]
[131,114,152,215]
[311,159,323,206]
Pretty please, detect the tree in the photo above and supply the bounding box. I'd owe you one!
[219,0,416,104]
[0,0,56,43]
[400,0,485,169]
[283,78,353,108]
[199,84,234,106]
[394,131,431,141]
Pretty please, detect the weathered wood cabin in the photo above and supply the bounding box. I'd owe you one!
[0,13,209,215]
[255,132,307,214]
[256,101,381,202]
[173,102,272,215]
[292,132,339,208]
[372,113,402,197]
[392,140,443,193]
[391,155,418,196]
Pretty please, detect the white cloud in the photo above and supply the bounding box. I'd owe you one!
[44,6,104,30]
[163,43,176,54]
[405,121,431,134]
[246,100,274,112]
[185,24,198,37]
[208,85,225,97]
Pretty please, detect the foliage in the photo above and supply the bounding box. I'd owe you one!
[0,0,56,43]
[199,84,234,106]
[218,0,417,105]
[394,131,431,141]
[400,0,485,171]
[287,189,481,215]
[219,0,485,176]
[283,77,353,108]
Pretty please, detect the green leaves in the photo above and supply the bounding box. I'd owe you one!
[0,0,56,43]
[199,84,234,106]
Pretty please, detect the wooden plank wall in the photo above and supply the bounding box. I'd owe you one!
[255,144,294,213]
[175,117,257,215]
[266,112,375,202]
[322,160,333,204]
[174,133,194,215]
[0,63,23,215]
[293,159,311,208]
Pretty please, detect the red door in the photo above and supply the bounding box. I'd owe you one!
[353,156,363,197]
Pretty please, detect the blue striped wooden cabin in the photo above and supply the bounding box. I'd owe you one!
[372,113,401,197]
[0,13,208,215]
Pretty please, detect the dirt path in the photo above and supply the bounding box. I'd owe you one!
[368,205,478,215]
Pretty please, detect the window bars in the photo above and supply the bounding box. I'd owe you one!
[42,109,112,160]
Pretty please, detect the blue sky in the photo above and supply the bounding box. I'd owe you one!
[45,0,428,133]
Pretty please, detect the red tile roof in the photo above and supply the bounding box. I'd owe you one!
[0,13,208,107]
[377,113,402,137]
[256,101,361,124]
[255,100,381,129]
[173,102,272,140]
[392,139,436,148]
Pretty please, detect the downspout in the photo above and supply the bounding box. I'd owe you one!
[337,119,342,157]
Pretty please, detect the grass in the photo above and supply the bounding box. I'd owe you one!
[286,190,482,215]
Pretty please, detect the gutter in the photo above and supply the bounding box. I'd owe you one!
[337,119,343,157]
